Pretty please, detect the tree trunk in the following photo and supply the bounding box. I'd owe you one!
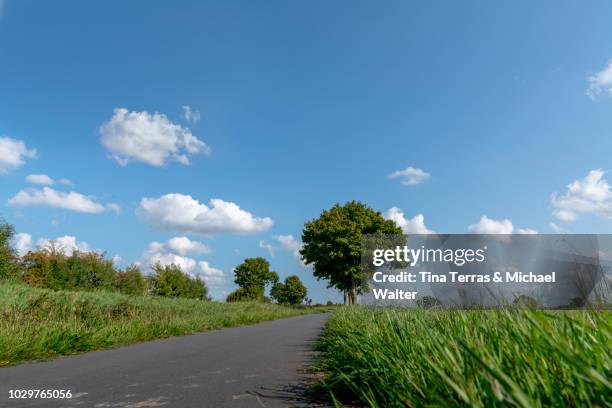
[343,290,348,305]
[348,286,357,305]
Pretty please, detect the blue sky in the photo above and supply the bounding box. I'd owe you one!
[1,0,612,301]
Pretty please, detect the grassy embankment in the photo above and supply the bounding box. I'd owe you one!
[313,307,611,407]
[0,281,327,367]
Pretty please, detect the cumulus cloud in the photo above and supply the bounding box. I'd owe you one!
[148,236,211,256]
[384,207,434,234]
[0,137,37,173]
[467,215,514,234]
[551,169,612,222]
[181,105,201,124]
[198,261,224,286]
[13,233,95,257]
[136,193,273,235]
[516,228,538,234]
[587,59,612,99]
[388,166,430,186]
[146,250,196,273]
[143,241,223,287]
[8,187,120,214]
[273,234,305,265]
[37,235,91,256]
[100,108,210,167]
[13,232,32,256]
[25,174,54,185]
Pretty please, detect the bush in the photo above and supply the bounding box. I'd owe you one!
[0,219,18,280]
[115,265,147,296]
[226,286,264,302]
[148,263,208,300]
[21,249,116,291]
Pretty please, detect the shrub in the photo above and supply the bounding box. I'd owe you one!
[226,285,264,302]
[115,265,147,296]
[148,263,208,300]
[21,248,116,291]
[0,219,18,280]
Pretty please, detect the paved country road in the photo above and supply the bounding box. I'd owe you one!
[0,314,330,408]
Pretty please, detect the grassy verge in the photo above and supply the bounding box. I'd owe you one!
[0,281,327,367]
[312,307,611,407]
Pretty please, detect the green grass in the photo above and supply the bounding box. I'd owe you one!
[0,281,327,367]
[312,307,611,407]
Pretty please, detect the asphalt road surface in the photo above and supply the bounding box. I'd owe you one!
[0,313,330,408]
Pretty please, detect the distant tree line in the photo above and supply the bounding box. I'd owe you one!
[226,257,309,305]
[0,218,208,300]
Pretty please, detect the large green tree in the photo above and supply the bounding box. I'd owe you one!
[301,201,402,304]
[270,275,308,305]
[227,257,278,302]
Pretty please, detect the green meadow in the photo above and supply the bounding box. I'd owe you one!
[0,281,326,367]
[312,307,611,407]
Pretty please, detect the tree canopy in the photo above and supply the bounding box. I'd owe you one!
[301,201,402,304]
[0,219,17,280]
[270,275,308,305]
[149,263,208,299]
[227,257,278,302]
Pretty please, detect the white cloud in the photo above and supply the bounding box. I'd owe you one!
[100,108,210,167]
[0,137,37,173]
[13,232,32,256]
[25,174,54,185]
[516,228,538,234]
[467,215,514,234]
[273,234,304,265]
[149,236,211,256]
[13,233,96,257]
[384,207,434,234]
[8,187,119,214]
[388,166,430,186]
[551,169,612,222]
[259,240,275,256]
[587,59,612,99]
[37,235,91,256]
[143,242,223,287]
[198,261,224,286]
[181,105,201,124]
[136,193,273,235]
[147,250,196,271]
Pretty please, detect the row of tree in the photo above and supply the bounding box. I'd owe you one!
[225,200,401,305]
[1,219,309,305]
[226,257,308,305]
[0,221,208,299]
[3,199,400,305]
